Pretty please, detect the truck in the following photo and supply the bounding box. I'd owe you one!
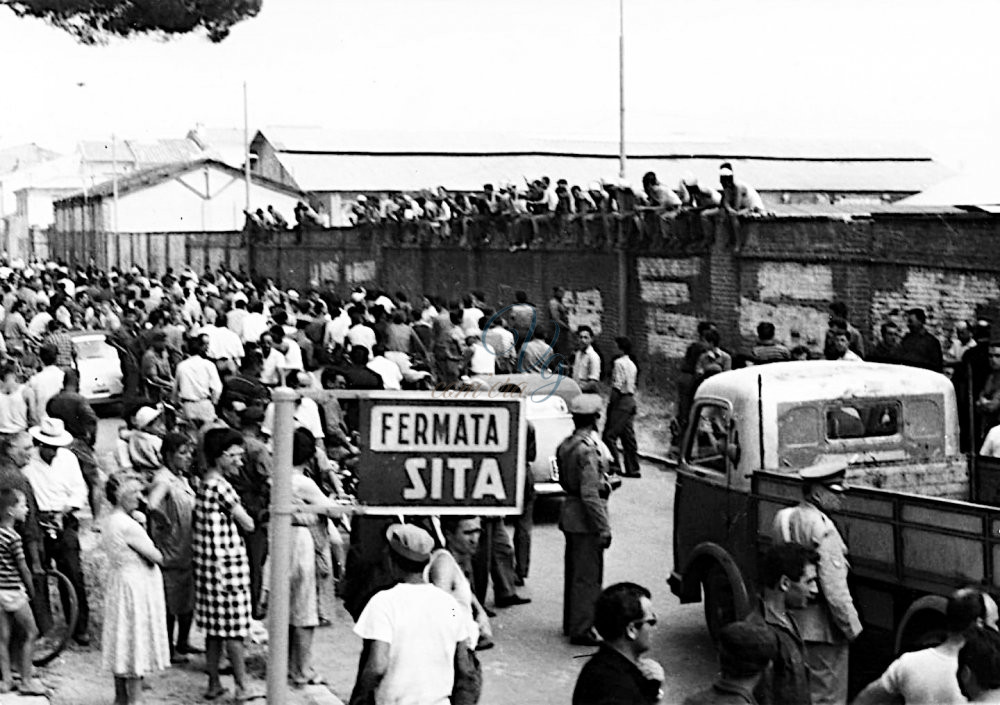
[668,360,1000,681]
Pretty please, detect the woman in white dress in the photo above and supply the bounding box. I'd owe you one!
[101,473,170,705]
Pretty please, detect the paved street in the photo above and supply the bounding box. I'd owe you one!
[40,418,717,704]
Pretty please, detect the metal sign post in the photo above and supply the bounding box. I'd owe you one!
[265,386,297,705]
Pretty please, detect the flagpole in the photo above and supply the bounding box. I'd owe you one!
[244,81,251,214]
[618,0,626,179]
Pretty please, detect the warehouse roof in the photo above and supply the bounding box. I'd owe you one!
[253,128,951,194]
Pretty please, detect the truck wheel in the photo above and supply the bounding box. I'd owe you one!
[703,564,737,642]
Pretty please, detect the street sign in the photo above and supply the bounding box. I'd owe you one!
[356,391,526,515]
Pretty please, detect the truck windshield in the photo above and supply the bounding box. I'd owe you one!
[826,401,900,440]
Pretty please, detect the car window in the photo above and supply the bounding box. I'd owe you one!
[685,403,729,474]
[73,339,115,360]
[826,401,900,440]
[905,399,942,440]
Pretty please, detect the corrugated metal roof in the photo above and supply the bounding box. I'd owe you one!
[54,158,305,205]
[78,139,204,165]
[261,127,935,161]
[275,153,952,194]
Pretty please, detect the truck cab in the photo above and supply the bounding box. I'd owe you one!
[669,361,975,658]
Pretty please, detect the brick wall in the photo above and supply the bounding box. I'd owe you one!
[56,212,1000,405]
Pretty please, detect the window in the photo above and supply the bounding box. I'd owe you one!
[686,404,730,473]
[825,401,900,440]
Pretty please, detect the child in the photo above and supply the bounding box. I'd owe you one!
[0,488,45,695]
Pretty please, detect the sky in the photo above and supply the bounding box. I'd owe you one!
[1,0,999,169]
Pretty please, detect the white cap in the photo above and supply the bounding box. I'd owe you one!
[287,289,299,301]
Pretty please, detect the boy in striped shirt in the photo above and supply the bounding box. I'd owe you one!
[0,489,44,695]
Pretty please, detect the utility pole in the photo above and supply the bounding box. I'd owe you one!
[618,0,626,180]
[111,133,119,236]
[244,81,252,214]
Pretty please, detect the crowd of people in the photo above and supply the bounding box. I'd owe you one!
[672,299,1000,456]
[346,162,767,232]
[0,259,656,703]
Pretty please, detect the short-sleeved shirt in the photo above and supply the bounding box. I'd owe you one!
[878,645,964,705]
[0,526,24,591]
[353,582,466,705]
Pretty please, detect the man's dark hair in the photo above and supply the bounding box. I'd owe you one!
[0,488,22,517]
[234,298,247,310]
[515,290,528,304]
[829,301,849,319]
[704,329,721,347]
[907,308,927,324]
[292,428,316,466]
[697,320,716,335]
[593,582,651,641]
[576,325,593,337]
[203,428,244,466]
[828,317,849,334]
[959,628,1000,691]
[756,322,776,341]
[615,336,632,355]
[948,587,987,634]
[268,325,285,343]
[39,344,58,367]
[760,543,818,590]
[349,345,370,365]
[249,300,264,314]
[441,515,477,535]
[272,308,289,326]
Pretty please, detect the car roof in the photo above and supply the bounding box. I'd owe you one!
[697,360,953,402]
[70,331,108,343]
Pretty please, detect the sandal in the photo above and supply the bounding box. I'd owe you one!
[234,684,266,702]
[292,673,327,686]
[203,685,228,701]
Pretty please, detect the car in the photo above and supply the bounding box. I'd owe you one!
[466,372,583,497]
[71,331,124,407]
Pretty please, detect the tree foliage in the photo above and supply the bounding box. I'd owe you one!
[4,0,262,43]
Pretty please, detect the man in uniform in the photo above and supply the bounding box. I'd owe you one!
[771,461,862,705]
[557,393,614,646]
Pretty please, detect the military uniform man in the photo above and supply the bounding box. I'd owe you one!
[557,394,614,645]
[771,462,862,705]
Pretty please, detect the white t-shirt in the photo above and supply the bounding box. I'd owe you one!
[353,582,466,705]
[261,397,324,440]
[982,425,1000,458]
[347,324,377,352]
[878,645,965,705]
[241,312,269,344]
[368,356,403,391]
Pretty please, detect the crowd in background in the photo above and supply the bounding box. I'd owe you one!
[346,162,767,228]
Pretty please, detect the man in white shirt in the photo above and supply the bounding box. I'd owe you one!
[572,326,602,392]
[323,305,352,352]
[260,326,304,387]
[351,524,474,705]
[26,344,65,426]
[241,300,269,345]
[346,316,377,353]
[23,417,91,644]
[603,336,640,478]
[201,315,245,375]
[854,587,983,705]
[173,334,223,427]
[227,295,250,340]
[367,344,404,390]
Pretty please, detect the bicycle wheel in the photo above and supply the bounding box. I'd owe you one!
[33,569,79,667]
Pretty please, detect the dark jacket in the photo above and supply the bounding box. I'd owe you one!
[896,328,943,373]
[747,601,810,705]
[572,646,661,705]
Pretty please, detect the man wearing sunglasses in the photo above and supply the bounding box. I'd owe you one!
[572,582,664,704]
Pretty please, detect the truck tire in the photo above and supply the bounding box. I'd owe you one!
[703,564,738,643]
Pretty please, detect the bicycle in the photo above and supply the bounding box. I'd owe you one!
[29,565,80,667]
